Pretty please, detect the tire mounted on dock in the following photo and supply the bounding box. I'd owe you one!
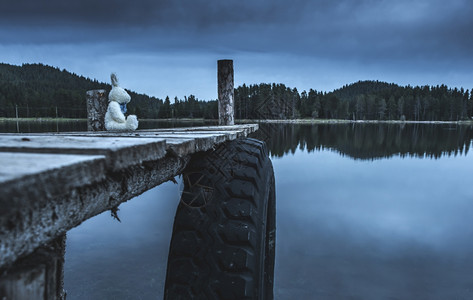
[164,138,276,300]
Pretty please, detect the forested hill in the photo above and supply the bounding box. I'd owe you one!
[331,81,399,101]
[1,63,472,121]
[234,81,473,121]
[1,63,107,118]
[331,80,472,121]
[0,63,217,119]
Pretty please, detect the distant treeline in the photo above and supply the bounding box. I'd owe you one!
[0,63,217,119]
[1,63,472,121]
[235,81,473,121]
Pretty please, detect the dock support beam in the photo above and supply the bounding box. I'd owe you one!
[218,60,235,126]
[0,235,66,300]
[86,89,108,131]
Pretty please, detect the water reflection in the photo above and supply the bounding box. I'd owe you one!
[252,123,473,159]
[270,124,473,299]
[0,119,87,133]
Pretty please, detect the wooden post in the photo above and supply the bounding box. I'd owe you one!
[218,60,234,125]
[86,89,108,131]
[0,235,66,300]
[15,105,19,133]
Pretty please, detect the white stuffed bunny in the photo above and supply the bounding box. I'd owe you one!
[104,73,138,131]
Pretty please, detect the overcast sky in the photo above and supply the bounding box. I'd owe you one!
[1,0,472,99]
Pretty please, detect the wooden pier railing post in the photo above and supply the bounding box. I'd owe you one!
[86,89,108,131]
[218,60,234,126]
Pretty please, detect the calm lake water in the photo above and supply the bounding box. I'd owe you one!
[5,121,473,299]
[260,124,473,299]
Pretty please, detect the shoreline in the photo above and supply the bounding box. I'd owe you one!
[1,117,472,125]
[237,119,473,125]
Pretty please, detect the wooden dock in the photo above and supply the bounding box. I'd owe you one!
[0,124,258,268]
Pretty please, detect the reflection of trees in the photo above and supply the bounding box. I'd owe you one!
[251,123,473,160]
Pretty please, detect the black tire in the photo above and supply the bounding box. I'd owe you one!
[164,138,276,300]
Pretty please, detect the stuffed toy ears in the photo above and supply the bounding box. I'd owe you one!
[111,73,119,87]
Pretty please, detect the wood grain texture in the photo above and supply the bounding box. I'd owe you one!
[86,89,108,131]
[218,60,235,125]
[0,152,106,214]
[0,135,166,170]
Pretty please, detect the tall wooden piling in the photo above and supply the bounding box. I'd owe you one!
[218,60,235,126]
[0,235,66,300]
[86,89,108,131]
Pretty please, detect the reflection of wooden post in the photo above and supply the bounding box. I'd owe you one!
[86,89,108,131]
[218,60,234,125]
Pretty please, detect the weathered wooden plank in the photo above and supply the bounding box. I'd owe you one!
[0,136,166,171]
[146,130,245,138]
[80,124,257,136]
[51,131,245,141]
[153,133,231,152]
[0,124,258,139]
[138,124,258,134]
[0,154,190,268]
[162,138,197,157]
[125,132,240,154]
[154,124,257,131]
[0,153,106,213]
[7,129,250,156]
[0,153,105,184]
[86,89,107,131]
[123,133,234,156]
[0,124,258,137]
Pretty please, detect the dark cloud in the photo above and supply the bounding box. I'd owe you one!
[0,0,306,27]
[1,0,472,71]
